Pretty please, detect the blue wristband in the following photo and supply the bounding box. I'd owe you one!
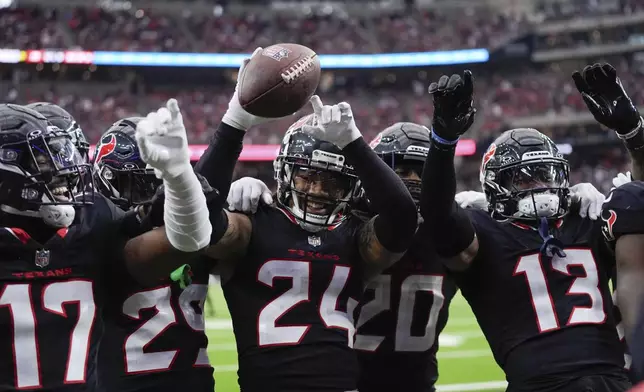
[431,128,459,146]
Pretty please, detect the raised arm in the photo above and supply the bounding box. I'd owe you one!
[419,71,478,271]
[573,63,644,180]
[196,48,282,261]
[123,99,212,285]
[301,96,418,278]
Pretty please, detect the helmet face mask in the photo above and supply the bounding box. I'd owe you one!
[0,115,92,214]
[94,117,161,210]
[26,102,90,163]
[370,122,431,206]
[274,115,360,231]
[97,165,159,208]
[480,128,571,221]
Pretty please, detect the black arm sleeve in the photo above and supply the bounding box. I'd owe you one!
[194,122,245,202]
[193,122,245,244]
[342,137,417,253]
[419,139,475,258]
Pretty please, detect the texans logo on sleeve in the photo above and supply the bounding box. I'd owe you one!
[601,209,617,242]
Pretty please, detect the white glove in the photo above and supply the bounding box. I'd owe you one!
[455,191,489,210]
[570,183,605,220]
[137,98,212,252]
[612,171,632,188]
[222,47,274,131]
[301,95,362,149]
[136,98,191,179]
[227,177,273,213]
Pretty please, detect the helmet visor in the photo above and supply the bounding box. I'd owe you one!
[104,167,161,207]
[0,133,91,205]
[497,162,569,193]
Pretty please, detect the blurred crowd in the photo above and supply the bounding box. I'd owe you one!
[0,6,525,53]
[8,55,644,146]
[3,0,644,53]
[1,0,642,194]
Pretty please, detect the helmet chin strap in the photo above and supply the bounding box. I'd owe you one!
[0,204,75,228]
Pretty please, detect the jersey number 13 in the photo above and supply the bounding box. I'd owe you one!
[514,249,606,333]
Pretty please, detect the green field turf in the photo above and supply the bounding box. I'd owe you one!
[205,284,507,392]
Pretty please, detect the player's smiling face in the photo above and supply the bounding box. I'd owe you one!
[291,167,350,215]
[27,136,83,202]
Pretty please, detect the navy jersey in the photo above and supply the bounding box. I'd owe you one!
[97,253,215,392]
[223,205,365,392]
[354,222,457,392]
[0,194,127,391]
[602,181,644,378]
[601,181,644,245]
[454,209,626,387]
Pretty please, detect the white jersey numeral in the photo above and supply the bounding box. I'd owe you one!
[257,260,354,347]
[354,274,445,352]
[178,284,210,366]
[123,284,210,373]
[514,249,606,333]
[0,281,96,389]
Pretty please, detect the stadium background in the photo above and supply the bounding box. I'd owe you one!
[1,0,641,389]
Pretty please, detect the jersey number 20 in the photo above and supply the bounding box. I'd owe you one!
[354,274,445,352]
[515,249,606,333]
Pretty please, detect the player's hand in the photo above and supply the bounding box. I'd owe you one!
[612,171,632,188]
[222,47,274,131]
[301,95,362,149]
[572,63,642,135]
[429,70,477,144]
[136,98,191,180]
[454,190,488,210]
[569,183,604,220]
[227,177,273,213]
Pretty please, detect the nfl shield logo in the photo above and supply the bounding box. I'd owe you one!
[35,249,50,268]
[308,236,321,247]
[262,46,291,61]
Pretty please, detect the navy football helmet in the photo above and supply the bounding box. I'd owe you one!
[93,117,161,210]
[274,114,361,232]
[0,104,92,226]
[370,122,430,204]
[480,128,570,221]
[26,102,90,163]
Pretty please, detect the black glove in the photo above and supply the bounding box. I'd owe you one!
[141,172,219,230]
[572,63,641,135]
[428,70,477,144]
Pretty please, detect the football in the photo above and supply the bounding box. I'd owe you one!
[238,43,321,118]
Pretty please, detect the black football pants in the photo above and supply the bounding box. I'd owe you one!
[506,373,632,392]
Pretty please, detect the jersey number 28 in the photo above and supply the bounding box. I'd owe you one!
[515,249,606,333]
